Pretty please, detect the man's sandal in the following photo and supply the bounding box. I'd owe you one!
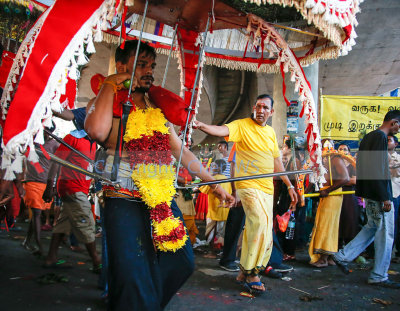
[243,281,266,295]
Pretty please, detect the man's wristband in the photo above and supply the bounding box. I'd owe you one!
[287,185,294,190]
[210,184,219,191]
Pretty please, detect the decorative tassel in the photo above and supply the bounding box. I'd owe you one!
[305,0,316,9]
[94,22,103,42]
[4,167,16,181]
[312,1,325,15]
[43,117,53,128]
[68,66,78,80]
[86,36,96,54]
[1,154,11,170]
[34,127,44,145]
[11,154,23,174]
[77,48,88,65]
[27,145,39,163]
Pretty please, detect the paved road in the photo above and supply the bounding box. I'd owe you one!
[1,222,399,311]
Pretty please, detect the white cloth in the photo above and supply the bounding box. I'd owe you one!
[389,151,400,198]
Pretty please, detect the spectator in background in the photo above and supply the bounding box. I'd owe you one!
[333,110,400,288]
[217,141,231,178]
[275,138,302,261]
[43,130,101,272]
[21,125,59,256]
[388,134,400,259]
[200,159,232,248]
[308,139,349,267]
[337,143,359,247]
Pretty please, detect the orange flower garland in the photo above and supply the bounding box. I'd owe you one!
[123,107,188,252]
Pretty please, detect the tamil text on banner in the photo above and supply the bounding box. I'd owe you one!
[321,95,400,140]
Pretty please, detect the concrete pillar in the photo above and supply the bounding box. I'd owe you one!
[272,61,319,145]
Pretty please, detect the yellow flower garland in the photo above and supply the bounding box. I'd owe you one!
[124,107,169,141]
[123,106,188,252]
[130,163,176,208]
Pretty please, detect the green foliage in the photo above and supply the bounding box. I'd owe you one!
[222,0,302,23]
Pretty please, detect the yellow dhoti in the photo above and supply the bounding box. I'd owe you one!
[237,188,273,275]
[308,189,343,263]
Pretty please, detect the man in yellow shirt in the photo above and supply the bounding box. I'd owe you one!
[195,94,298,294]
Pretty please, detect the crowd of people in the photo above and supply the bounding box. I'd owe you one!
[1,39,400,311]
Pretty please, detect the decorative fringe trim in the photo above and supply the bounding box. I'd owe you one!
[1,0,116,180]
[244,14,326,185]
[242,0,363,51]
[1,7,51,117]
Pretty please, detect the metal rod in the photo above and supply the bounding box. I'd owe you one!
[35,148,119,188]
[161,24,178,88]
[179,169,313,188]
[174,15,211,186]
[304,190,355,198]
[127,0,149,99]
[44,129,94,165]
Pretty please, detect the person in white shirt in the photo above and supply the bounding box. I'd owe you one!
[388,134,400,258]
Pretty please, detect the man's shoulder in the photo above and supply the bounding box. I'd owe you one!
[365,129,385,139]
[360,129,385,148]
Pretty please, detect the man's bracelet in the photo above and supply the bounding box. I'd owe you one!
[210,184,219,191]
[287,185,294,190]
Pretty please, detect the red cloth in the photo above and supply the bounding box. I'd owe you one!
[59,78,77,109]
[55,134,96,197]
[6,183,21,218]
[0,51,15,88]
[177,28,201,132]
[195,192,208,220]
[3,0,104,146]
[90,74,191,125]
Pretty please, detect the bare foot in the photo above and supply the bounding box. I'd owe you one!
[310,260,328,268]
[236,271,245,283]
[327,257,336,266]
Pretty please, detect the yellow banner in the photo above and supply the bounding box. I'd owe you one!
[321,95,400,140]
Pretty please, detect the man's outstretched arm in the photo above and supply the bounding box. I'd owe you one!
[169,124,235,207]
[194,121,229,137]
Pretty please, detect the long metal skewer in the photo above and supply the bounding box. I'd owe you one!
[35,148,119,188]
[44,129,94,165]
[304,190,355,198]
[127,0,149,99]
[174,15,211,187]
[179,169,313,188]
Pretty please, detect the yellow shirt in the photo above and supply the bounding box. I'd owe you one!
[200,174,231,221]
[225,118,280,194]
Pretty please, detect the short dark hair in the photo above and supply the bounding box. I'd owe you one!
[384,109,400,122]
[256,94,274,108]
[388,134,399,144]
[115,40,156,64]
[214,159,227,174]
[338,143,351,151]
[284,139,292,149]
[218,141,228,149]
